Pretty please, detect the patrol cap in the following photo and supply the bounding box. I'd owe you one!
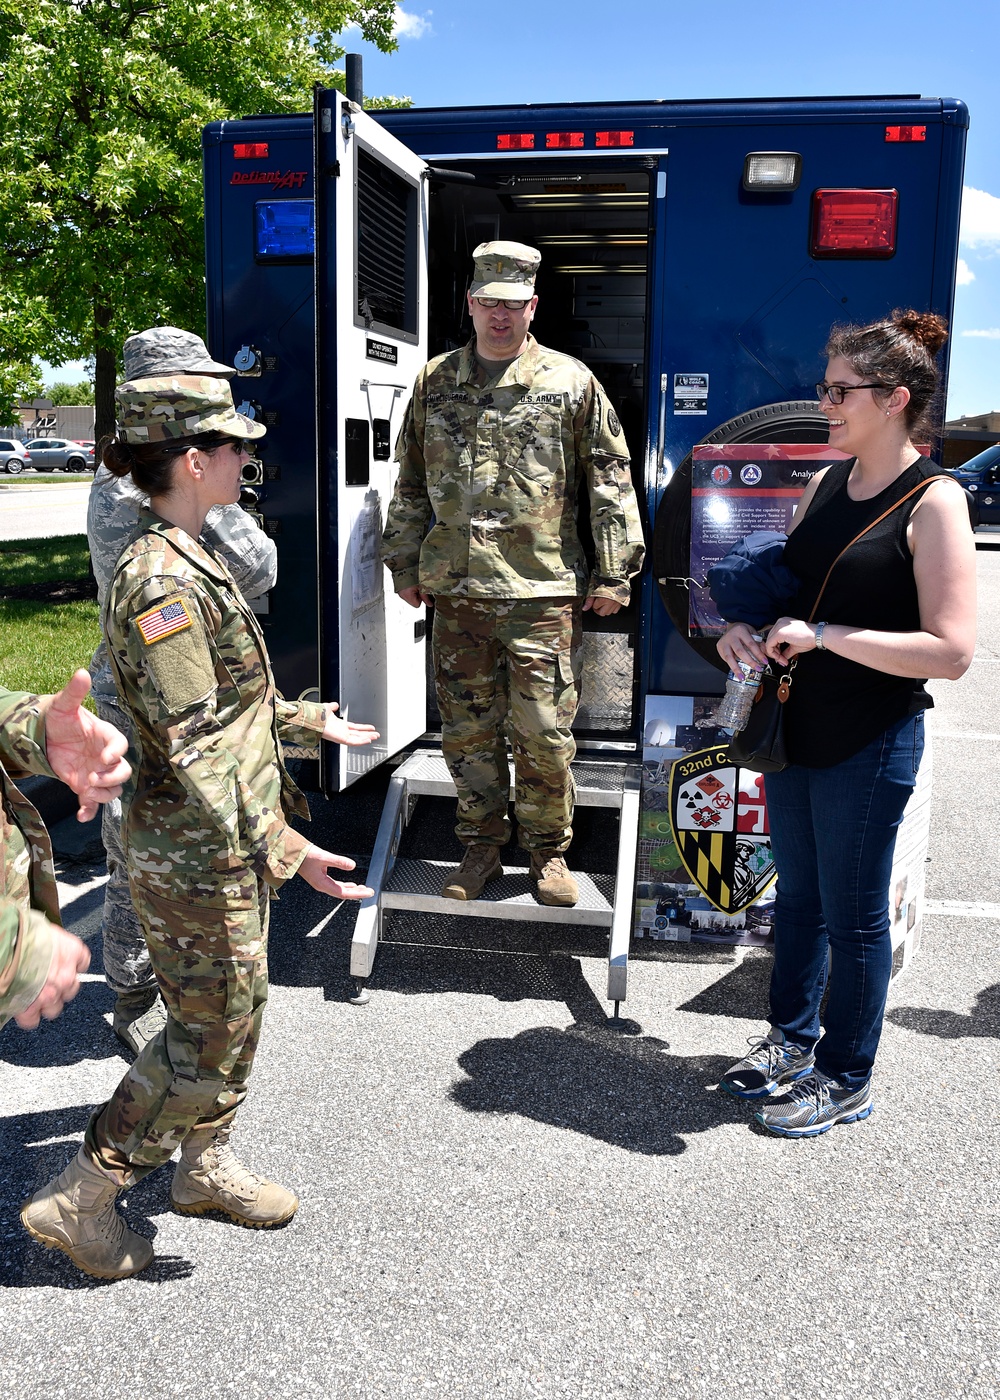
[123,326,236,381]
[115,376,267,444]
[469,241,541,301]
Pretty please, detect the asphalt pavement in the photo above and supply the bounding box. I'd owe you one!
[1,551,998,1399]
[0,480,90,540]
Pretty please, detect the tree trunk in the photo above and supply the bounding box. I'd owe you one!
[93,304,117,450]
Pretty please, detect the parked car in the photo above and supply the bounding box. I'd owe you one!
[0,439,31,474]
[947,443,1000,528]
[22,437,96,472]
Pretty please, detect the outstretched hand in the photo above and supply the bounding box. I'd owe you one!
[322,703,380,747]
[40,670,131,822]
[297,844,374,901]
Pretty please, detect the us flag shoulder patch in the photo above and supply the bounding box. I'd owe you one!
[135,597,194,646]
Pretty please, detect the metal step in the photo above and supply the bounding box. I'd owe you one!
[394,749,629,808]
[351,752,642,1006]
[383,858,614,926]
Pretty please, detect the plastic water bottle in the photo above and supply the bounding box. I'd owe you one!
[714,649,765,734]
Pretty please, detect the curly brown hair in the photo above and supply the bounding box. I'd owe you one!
[824,309,948,438]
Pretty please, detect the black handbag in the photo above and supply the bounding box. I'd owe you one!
[727,665,794,773]
[726,473,953,775]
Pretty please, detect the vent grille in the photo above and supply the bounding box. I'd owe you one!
[357,149,413,333]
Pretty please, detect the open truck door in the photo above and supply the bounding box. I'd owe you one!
[314,87,430,793]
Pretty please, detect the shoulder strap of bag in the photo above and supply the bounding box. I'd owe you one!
[806,473,951,624]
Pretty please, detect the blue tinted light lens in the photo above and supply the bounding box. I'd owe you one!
[254,200,314,259]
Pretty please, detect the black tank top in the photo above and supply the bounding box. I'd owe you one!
[780,456,935,767]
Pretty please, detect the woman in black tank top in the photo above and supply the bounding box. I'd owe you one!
[715,310,976,1138]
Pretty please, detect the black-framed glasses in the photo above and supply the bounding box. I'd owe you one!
[815,381,885,404]
[473,296,532,310]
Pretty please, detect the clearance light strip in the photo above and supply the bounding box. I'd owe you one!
[885,125,926,142]
[234,142,269,159]
[429,148,669,162]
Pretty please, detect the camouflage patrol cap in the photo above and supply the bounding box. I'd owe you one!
[115,376,267,444]
[469,241,541,301]
[123,326,236,380]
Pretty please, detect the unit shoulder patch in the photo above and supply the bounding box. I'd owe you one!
[135,597,195,646]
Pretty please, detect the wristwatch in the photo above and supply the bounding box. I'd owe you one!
[814,621,828,651]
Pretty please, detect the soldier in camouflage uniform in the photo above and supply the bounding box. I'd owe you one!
[0,675,128,1030]
[22,376,377,1281]
[381,242,645,905]
[88,327,278,1058]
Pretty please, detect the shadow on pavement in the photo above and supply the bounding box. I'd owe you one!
[0,1105,194,1289]
[0,978,123,1068]
[886,982,1000,1040]
[451,1022,746,1155]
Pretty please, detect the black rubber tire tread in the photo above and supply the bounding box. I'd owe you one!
[653,400,828,671]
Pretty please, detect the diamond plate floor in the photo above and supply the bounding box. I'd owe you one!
[383,858,614,926]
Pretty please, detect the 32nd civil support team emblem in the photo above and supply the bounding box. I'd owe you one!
[667,746,777,914]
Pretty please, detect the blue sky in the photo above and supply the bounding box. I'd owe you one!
[46,0,1000,417]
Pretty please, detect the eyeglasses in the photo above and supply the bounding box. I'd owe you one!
[473,296,532,310]
[815,381,885,405]
[220,438,254,456]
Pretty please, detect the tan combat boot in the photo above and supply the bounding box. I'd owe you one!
[440,843,503,900]
[170,1125,298,1228]
[20,1146,153,1280]
[530,851,579,907]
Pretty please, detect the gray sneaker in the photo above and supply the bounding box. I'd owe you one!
[719,1027,815,1100]
[754,1071,874,1138]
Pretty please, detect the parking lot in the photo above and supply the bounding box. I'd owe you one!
[0,547,998,1399]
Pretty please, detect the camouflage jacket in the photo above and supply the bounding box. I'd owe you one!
[381,336,645,605]
[88,465,278,701]
[103,513,326,895]
[0,690,61,1029]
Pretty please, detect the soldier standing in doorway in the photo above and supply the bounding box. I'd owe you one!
[381,242,645,906]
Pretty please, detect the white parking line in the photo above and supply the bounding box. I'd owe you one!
[926,899,1000,919]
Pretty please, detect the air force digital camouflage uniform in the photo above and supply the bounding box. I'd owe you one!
[381,248,644,854]
[0,690,62,1029]
[88,467,277,1015]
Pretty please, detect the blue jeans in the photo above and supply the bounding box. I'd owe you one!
[763,712,924,1091]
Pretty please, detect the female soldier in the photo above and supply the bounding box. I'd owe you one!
[716,310,976,1137]
[22,376,378,1278]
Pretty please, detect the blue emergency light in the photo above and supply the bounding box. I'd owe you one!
[254,199,314,260]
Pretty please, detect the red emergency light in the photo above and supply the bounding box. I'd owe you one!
[497,132,535,151]
[545,131,584,149]
[885,126,926,142]
[234,142,269,159]
[596,130,634,148]
[810,188,898,258]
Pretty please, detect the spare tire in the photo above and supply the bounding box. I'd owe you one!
[653,401,828,671]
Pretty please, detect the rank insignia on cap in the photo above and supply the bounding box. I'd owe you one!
[135,597,195,645]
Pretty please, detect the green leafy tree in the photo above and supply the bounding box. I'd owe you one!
[0,292,48,424]
[45,380,95,407]
[0,1,405,440]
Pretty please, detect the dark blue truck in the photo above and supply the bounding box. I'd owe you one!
[203,87,967,1003]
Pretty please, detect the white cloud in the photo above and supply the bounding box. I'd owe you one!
[961,328,1000,339]
[960,186,1000,249]
[394,6,432,39]
[956,257,975,286]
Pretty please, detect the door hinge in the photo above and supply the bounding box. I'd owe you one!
[323,161,341,178]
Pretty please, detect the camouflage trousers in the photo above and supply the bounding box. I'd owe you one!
[85,872,270,1187]
[432,597,582,853]
[94,688,157,996]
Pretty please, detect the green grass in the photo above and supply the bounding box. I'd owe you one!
[0,599,100,698]
[2,472,93,484]
[0,534,92,588]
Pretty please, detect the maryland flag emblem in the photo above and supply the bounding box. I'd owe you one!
[668,747,777,915]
